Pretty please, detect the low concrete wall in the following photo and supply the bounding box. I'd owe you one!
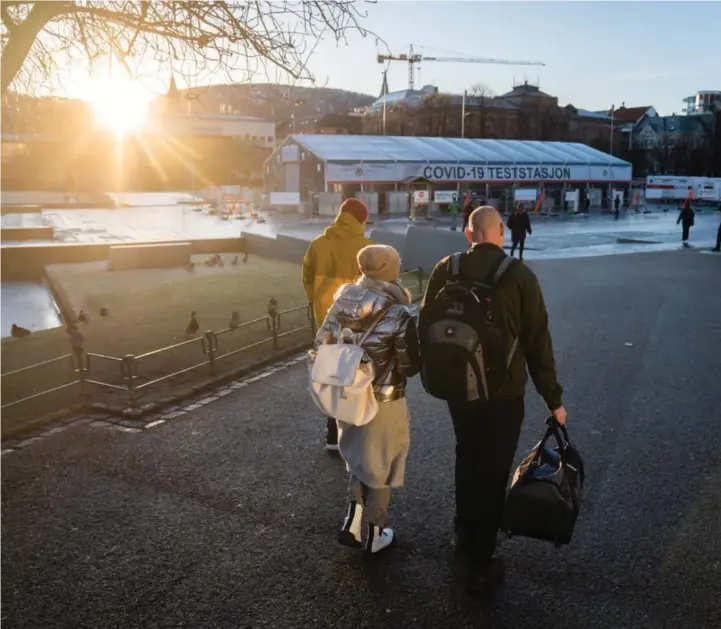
[1,191,115,208]
[367,227,408,263]
[108,242,192,271]
[369,225,467,272]
[404,225,467,270]
[0,205,43,215]
[2,237,247,281]
[242,232,307,264]
[1,226,55,241]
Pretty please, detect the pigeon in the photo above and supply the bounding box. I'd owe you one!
[11,324,31,338]
[186,261,195,273]
[229,311,240,329]
[186,311,199,335]
[231,256,239,266]
[78,309,89,322]
[243,252,249,264]
[100,308,110,317]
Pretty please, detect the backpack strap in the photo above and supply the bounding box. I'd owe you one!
[450,252,462,279]
[492,255,514,285]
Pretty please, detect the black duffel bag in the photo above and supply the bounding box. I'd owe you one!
[501,418,585,547]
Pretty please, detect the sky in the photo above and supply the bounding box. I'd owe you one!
[53,1,721,117]
[300,0,721,115]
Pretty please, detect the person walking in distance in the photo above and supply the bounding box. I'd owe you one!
[418,206,566,596]
[507,204,532,261]
[313,244,421,554]
[614,195,621,220]
[713,218,721,252]
[677,200,695,245]
[449,194,460,231]
[303,198,372,451]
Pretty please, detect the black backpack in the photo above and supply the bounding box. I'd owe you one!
[501,419,585,547]
[421,252,517,402]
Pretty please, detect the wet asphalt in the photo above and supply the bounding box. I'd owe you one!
[2,249,721,629]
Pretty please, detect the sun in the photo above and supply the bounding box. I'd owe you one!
[89,76,149,135]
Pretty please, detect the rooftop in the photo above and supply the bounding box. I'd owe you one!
[288,134,630,167]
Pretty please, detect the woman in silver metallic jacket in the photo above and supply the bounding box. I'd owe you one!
[314,244,420,554]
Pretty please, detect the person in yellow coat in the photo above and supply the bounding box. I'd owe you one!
[303,198,372,451]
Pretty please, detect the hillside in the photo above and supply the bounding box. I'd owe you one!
[161,83,375,122]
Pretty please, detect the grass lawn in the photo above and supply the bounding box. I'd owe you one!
[1,254,309,436]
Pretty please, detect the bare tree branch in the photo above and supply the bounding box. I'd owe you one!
[1,1,378,96]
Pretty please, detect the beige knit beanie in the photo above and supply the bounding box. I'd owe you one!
[357,244,401,282]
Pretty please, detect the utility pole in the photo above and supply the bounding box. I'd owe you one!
[461,90,466,138]
[610,104,615,156]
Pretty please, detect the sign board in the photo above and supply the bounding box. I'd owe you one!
[326,162,632,184]
[270,191,300,206]
[697,180,720,201]
[514,188,538,202]
[413,190,430,205]
[434,190,458,204]
[564,190,579,202]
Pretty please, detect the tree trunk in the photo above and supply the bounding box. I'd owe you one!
[1,3,61,95]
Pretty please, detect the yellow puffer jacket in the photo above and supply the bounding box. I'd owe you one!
[302,212,372,326]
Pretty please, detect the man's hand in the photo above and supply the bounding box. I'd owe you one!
[551,405,567,425]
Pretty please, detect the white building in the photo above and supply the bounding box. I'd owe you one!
[154,114,275,147]
[683,91,721,115]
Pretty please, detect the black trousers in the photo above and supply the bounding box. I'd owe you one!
[510,237,525,259]
[682,224,690,241]
[449,398,524,565]
[715,223,721,250]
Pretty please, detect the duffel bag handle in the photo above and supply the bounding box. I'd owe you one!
[545,416,571,444]
[536,418,571,467]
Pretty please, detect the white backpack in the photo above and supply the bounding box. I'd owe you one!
[309,308,391,427]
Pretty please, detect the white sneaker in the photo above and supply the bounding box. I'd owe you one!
[338,501,363,548]
[365,524,395,554]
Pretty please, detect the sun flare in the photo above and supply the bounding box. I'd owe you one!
[89,77,149,135]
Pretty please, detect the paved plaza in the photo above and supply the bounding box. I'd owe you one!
[2,250,720,629]
[2,196,720,257]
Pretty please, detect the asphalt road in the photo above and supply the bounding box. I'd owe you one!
[3,250,721,629]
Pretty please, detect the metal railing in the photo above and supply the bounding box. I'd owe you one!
[1,268,428,412]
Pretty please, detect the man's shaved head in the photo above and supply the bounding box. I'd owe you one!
[468,205,505,247]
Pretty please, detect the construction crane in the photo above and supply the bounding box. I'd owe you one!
[377,45,545,90]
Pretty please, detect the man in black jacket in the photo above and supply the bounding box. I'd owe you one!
[419,206,566,596]
[677,202,695,243]
[507,205,533,260]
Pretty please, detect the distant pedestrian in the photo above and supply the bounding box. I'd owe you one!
[303,198,372,451]
[507,205,532,261]
[677,202,695,244]
[713,220,721,253]
[449,194,460,231]
[614,195,621,220]
[584,195,591,215]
